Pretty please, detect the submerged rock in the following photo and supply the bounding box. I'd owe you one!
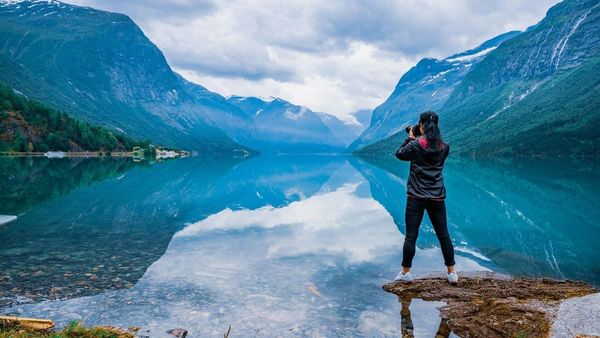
[166,328,188,337]
[382,272,597,338]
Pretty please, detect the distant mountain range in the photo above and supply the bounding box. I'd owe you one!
[354,0,600,157]
[226,95,366,152]
[317,109,371,147]
[0,0,368,153]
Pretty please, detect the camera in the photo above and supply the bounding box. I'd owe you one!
[405,124,422,137]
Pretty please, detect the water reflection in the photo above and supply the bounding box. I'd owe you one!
[3,158,486,336]
[0,157,142,215]
[1,154,598,336]
[398,295,456,338]
[0,156,241,306]
[0,155,345,307]
[354,155,600,286]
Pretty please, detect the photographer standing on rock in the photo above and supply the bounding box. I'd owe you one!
[394,111,457,284]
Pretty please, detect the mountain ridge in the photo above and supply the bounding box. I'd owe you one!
[0,0,356,154]
[353,0,600,157]
[226,95,348,152]
[0,0,249,152]
[349,31,521,152]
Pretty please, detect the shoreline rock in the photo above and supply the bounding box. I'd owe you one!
[551,292,600,337]
[382,272,597,338]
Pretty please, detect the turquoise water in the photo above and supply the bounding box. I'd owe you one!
[0,155,598,337]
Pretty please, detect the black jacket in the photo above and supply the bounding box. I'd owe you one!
[395,136,450,199]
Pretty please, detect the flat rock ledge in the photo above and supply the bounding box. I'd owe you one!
[382,272,598,338]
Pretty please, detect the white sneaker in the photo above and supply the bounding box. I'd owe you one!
[447,271,458,285]
[395,271,414,283]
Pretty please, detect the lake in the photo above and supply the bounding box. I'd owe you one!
[0,155,598,337]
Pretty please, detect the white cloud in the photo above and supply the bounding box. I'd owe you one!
[66,0,560,119]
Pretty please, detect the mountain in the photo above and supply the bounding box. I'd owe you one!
[354,0,600,157]
[352,109,372,130]
[315,111,369,148]
[227,96,345,152]
[0,84,148,152]
[0,0,248,153]
[349,31,521,152]
[441,0,600,156]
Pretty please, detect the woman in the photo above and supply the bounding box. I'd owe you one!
[394,111,457,284]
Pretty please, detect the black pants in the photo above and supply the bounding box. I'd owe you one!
[402,197,455,268]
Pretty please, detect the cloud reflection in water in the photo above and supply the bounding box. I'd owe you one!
[5,162,487,337]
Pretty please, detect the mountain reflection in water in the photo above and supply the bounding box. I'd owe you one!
[1,155,598,336]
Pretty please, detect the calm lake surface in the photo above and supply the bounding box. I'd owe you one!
[1,155,599,337]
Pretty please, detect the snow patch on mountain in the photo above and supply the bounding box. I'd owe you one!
[258,96,276,102]
[284,107,308,121]
[446,46,497,63]
[0,0,59,6]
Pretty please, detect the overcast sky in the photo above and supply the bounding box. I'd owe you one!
[67,0,560,122]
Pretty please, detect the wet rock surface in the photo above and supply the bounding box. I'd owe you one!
[383,272,597,338]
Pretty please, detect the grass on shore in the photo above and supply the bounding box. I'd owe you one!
[0,320,136,338]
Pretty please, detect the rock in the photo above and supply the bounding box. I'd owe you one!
[0,315,54,331]
[382,271,597,338]
[551,293,600,338]
[166,328,188,337]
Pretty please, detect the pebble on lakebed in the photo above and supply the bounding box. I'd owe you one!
[166,328,188,337]
[382,271,599,338]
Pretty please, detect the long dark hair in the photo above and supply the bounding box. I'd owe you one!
[419,111,443,151]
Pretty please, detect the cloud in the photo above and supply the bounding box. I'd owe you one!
[71,0,217,20]
[65,0,560,119]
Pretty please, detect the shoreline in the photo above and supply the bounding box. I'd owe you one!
[2,272,598,337]
[383,271,599,337]
[0,151,139,158]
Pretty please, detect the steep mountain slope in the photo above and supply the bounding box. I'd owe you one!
[354,0,600,157]
[442,0,600,156]
[0,0,246,152]
[349,31,521,152]
[227,96,345,152]
[174,75,257,147]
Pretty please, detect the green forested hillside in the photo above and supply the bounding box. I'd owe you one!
[0,85,149,152]
[445,56,600,156]
[357,54,600,157]
[354,0,600,157]
[0,1,247,153]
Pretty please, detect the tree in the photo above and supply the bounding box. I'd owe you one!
[33,139,49,152]
[1,99,12,111]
